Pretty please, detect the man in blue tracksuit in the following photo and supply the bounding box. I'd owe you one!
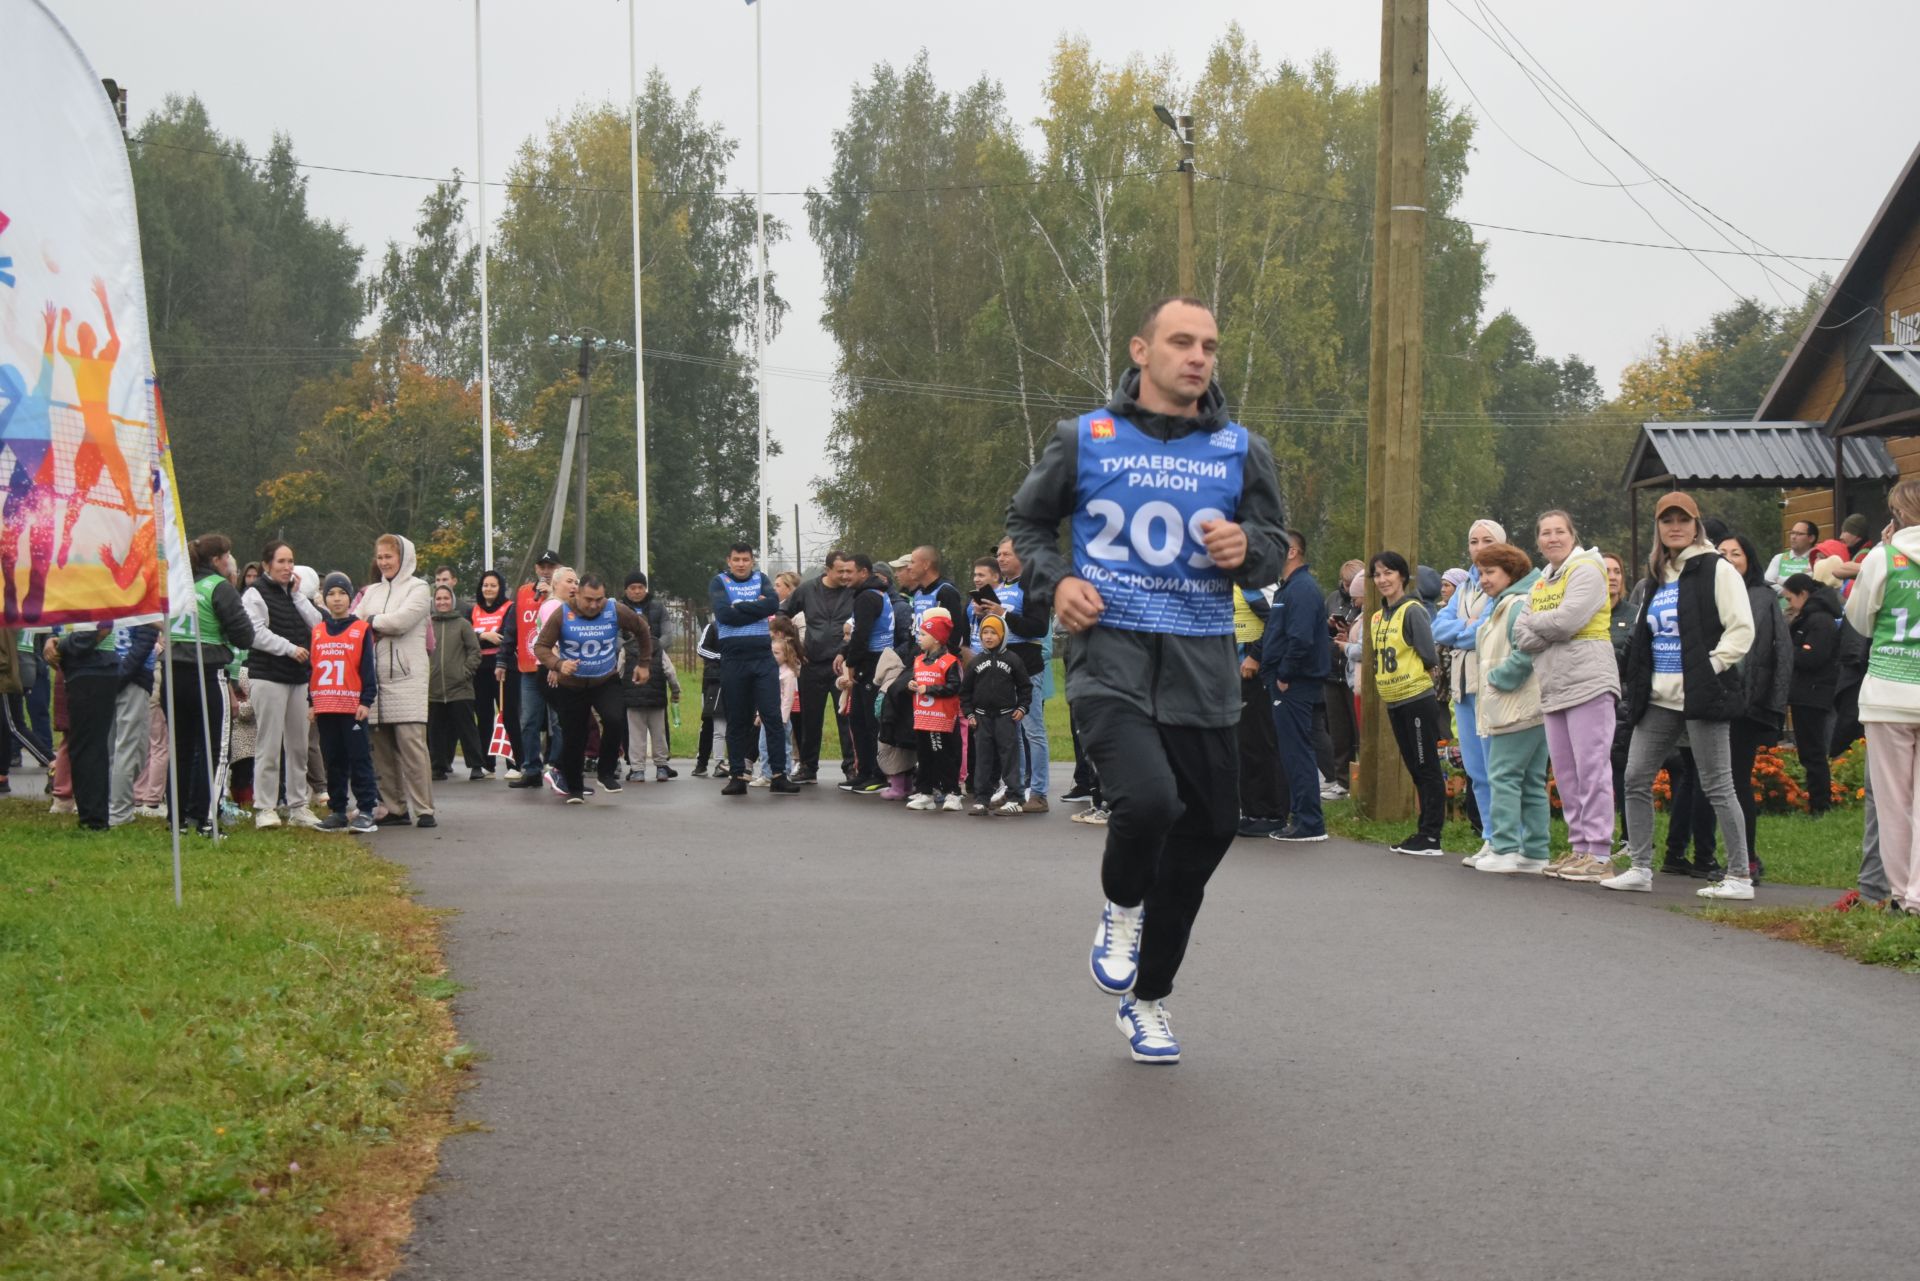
[707,542,799,796]
[1261,530,1331,842]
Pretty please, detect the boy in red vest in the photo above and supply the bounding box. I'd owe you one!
[310,572,381,833]
[906,609,965,811]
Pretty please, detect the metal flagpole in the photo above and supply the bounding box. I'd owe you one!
[629,0,650,573]
[162,646,183,905]
[475,0,495,567]
[753,0,769,557]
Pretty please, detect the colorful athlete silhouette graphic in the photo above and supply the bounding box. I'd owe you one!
[0,302,59,621]
[101,464,163,616]
[55,276,135,568]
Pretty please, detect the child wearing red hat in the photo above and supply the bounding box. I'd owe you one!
[907,608,965,810]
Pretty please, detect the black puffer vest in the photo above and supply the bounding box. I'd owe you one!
[246,577,312,685]
[1622,552,1745,725]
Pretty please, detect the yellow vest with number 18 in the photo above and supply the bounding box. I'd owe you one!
[1527,555,1611,643]
[1370,603,1433,703]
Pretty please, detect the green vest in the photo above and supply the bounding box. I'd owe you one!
[169,573,226,648]
[1868,544,1920,685]
[1776,552,1810,580]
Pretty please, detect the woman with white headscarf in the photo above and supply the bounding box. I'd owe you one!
[1430,517,1507,863]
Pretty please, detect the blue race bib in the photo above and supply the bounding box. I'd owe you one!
[1069,412,1247,636]
[559,605,621,679]
[1647,582,1682,674]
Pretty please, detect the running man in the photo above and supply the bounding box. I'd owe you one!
[1007,295,1287,1064]
[55,278,136,569]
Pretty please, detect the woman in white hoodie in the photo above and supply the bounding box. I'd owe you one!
[1843,480,1920,913]
[1511,510,1621,883]
[1613,491,1755,899]
[357,533,435,827]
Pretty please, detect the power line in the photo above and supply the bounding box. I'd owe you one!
[126,134,1175,201]
[128,132,1845,264]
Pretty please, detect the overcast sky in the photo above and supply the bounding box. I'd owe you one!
[47,0,1916,560]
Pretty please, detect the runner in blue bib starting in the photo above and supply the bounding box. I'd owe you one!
[1007,296,1288,1065]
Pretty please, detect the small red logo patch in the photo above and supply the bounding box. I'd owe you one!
[1089,418,1115,440]
[1897,554,1910,569]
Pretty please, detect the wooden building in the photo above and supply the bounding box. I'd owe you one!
[1624,138,1920,556]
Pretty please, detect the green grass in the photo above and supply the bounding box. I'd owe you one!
[0,801,462,1280]
[1697,903,1920,972]
[1324,798,1867,890]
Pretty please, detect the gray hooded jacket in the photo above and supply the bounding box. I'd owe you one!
[1006,369,1288,728]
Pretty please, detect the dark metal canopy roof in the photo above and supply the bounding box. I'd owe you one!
[1624,421,1898,489]
[1829,345,1920,437]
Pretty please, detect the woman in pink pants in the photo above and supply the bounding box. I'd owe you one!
[1512,511,1621,882]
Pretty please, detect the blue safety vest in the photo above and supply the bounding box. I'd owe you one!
[714,572,772,640]
[867,588,895,653]
[910,580,953,637]
[558,604,621,680]
[1069,411,1247,636]
[968,582,1021,649]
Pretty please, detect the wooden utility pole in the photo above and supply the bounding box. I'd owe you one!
[1356,0,1428,821]
[1176,112,1197,296]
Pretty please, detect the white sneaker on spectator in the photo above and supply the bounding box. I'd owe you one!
[941,793,964,812]
[1697,876,1754,901]
[905,793,937,811]
[49,798,75,815]
[286,808,322,829]
[1462,840,1494,868]
[1475,851,1524,874]
[1600,866,1653,892]
[254,810,282,829]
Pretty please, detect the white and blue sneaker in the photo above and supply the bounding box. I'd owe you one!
[1116,995,1180,1064]
[1090,900,1144,995]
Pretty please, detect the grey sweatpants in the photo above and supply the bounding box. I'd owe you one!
[109,683,150,825]
[627,707,670,767]
[1625,705,1749,878]
[1860,770,1887,901]
[251,679,311,813]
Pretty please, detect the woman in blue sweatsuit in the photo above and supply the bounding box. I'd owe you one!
[1430,518,1506,858]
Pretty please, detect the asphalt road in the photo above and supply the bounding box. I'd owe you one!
[392,764,1920,1281]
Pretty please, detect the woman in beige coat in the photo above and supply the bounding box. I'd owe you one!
[358,533,435,827]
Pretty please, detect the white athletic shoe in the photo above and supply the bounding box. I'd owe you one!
[1116,995,1180,1064]
[1462,840,1494,868]
[1090,900,1144,995]
[285,808,322,829]
[990,785,1008,806]
[48,798,76,815]
[132,805,167,820]
[940,793,964,813]
[748,776,771,788]
[503,768,523,781]
[905,793,937,811]
[1320,780,1349,800]
[1510,856,1549,874]
[1475,851,1525,874]
[1600,866,1653,893]
[254,809,283,830]
[1698,876,1755,901]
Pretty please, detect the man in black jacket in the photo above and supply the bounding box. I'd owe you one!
[1261,530,1331,842]
[782,550,857,782]
[991,536,1055,811]
[1008,296,1287,1065]
[835,553,894,793]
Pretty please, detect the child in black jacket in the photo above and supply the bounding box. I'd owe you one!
[962,614,1032,815]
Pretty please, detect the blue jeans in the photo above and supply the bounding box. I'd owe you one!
[1270,684,1325,834]
[518,671,559,771]
[1021,686,1049,797]
[1455,694,1490,834]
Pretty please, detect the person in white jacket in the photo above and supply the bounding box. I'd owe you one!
[1843,480,1920,914]
[357,533,435,827]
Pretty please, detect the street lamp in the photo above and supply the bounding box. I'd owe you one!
[1152,103,1197,295]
